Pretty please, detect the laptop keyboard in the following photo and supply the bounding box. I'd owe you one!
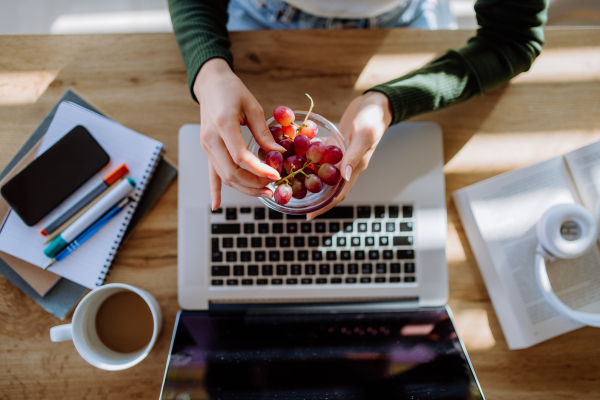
[209,204,416,287]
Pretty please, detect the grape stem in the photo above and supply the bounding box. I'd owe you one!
[275,160,318,186]
[291,93,314,132]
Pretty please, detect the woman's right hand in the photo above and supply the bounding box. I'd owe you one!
[194,58,285,210]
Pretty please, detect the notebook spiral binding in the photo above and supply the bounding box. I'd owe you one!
[96,145,165,286]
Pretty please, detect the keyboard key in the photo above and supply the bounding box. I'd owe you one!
[383,250,393,260]
[211,266,230,276]
[319,264,331,275]
[343,222,353,232]
[262,265,273,276]
[286,278,298,285]
[375,206,385,218]
[365,237,375,246]
[301,278,313,284]
[329,222,340,233]
[312,251,323,261]
[355,250,365,260]
[337,237,347,247]
[226,252,237,262]
[351,237,361,246]
[345,277,357,284]
[211,279,224,286]
[254,207,266,220]
[314,206,354,219]
[376,263,386,274]
[276,264,287,275]
[212,237,219,252]
[269,251,280,262]
[326,251,337,260]
[291,264,302,275]
[222,237,234,248]
[301,222,312,233]
[258,223,269,234]
[212,251,223,262]
[226,208,237,220]
[298,250,309,261]
[393,236,413,246]
[405,262,415,273]
[233,265,244,276]
[305,264,316,275]
[334,264,344,274]
[287,223,298,234]
[273,223,284,233]
[360,277,372,284]
[237,237,247,248]
[386,222,395,232]
[280,237,291,247]
[400,222,413,232]
[331,278,342,284]
[389,205,399,218]
[242,223,253,237]
[323,236,333,247]
[283,251,294,261]
[375,277,386,283]
[368,250,379,260]
[227,279,238,286]
[241,251,251,262]
[357,206,371,219]
[212,208,223,214]
[257,279,268,285]
[255,251,266,262]
[212,224,241,234]
[316,278,327,284]
[404,276,416,283]
[242,279,253,285]
[397,250,415,259]
[341,251,351,260]
[266,237,277,247]
[269,209,284,220]
[315,222,326,233]
[348,264,359,274]
[403,205,413,218]
[390,263,401,273]
[248,265,259,276]
[287,214,306,220]
[390,277,401,283]
[272,278,283,285]
[372,222,381,232]
[362,263,373,274]
[240,207,251,214]
[294,237,305,247]
[251,237,262,248]
[358,223,367,232]
[308,236,319,247]
[380,236,389,246]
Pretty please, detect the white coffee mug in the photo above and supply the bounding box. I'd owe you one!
[50,283,162,371]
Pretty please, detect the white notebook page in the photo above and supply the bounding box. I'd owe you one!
[0,102,163,288]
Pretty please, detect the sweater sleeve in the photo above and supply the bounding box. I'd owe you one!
[367,0,548,125]
[168,0,232,102]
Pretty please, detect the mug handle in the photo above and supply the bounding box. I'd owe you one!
[50,324,73,342]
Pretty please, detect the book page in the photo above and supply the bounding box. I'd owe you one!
[465,156,600,348]
[564,141,600,216]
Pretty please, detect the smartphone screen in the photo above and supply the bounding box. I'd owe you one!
[1,125,110,226]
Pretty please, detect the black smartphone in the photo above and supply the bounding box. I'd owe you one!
[1,125,110,226]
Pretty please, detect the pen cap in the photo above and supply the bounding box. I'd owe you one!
[44,236,67,258]
[104,163,129,185]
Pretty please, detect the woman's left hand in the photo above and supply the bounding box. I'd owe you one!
[307,91,393,220]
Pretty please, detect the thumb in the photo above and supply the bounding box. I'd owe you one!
[340,131,371,181]
[245,105,285,153]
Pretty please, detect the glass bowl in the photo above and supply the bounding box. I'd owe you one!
[248,111,347,215]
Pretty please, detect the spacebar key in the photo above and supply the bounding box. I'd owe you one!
[211,224,241,234]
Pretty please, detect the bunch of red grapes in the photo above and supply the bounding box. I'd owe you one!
[259,95,343,206]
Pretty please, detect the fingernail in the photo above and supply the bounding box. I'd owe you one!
[211,199,217,211]
[306,215,313,221]
[345,165,352,181]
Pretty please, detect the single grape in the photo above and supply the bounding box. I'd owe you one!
[297,167,315,183]
[265,150,284,172]
[304,174,324,193]
[306,141,326,164]
[310,138,323,144]
[294,134,310,156]
[258,147,268,161]
[284,155,306,174]
[274,184,293,205]
[290,179,307,199]
[270,126,285,143]
[318,163,341,185]
[298,120,318,138]
[273,106,295,126]
[282,125,296,139]
[279,139,295,159]
[322,145,343,165]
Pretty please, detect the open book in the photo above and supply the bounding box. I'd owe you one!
[453,141,600,349]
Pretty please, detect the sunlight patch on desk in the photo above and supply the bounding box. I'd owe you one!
[353,53,437,90]
[447,221,467,263]
[513,47,600,84]
[50,10,173,34]
[0,71,59,105]
[452,308,496,351]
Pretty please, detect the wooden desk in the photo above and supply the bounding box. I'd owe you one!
[1,28,599,399]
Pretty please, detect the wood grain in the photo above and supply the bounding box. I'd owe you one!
[1,28,600,399]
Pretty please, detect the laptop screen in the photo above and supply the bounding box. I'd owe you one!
[160,307,483,399]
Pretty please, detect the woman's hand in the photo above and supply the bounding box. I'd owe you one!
[307,91,392,220]
[195,58,285,210]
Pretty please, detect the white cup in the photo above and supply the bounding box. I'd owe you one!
[50,283,162,371]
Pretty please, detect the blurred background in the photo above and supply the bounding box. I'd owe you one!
[0,0,599,35]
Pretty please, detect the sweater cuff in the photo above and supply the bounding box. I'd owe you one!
[187,51,234,103]
[364,87,405,127]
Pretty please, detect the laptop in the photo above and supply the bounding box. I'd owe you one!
[161,122,484,399]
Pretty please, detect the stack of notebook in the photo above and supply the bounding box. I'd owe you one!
[0,89,177,319]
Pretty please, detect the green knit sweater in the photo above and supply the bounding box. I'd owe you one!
[168,0,548,125]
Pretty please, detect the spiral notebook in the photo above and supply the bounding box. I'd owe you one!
[0,101,164,289]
